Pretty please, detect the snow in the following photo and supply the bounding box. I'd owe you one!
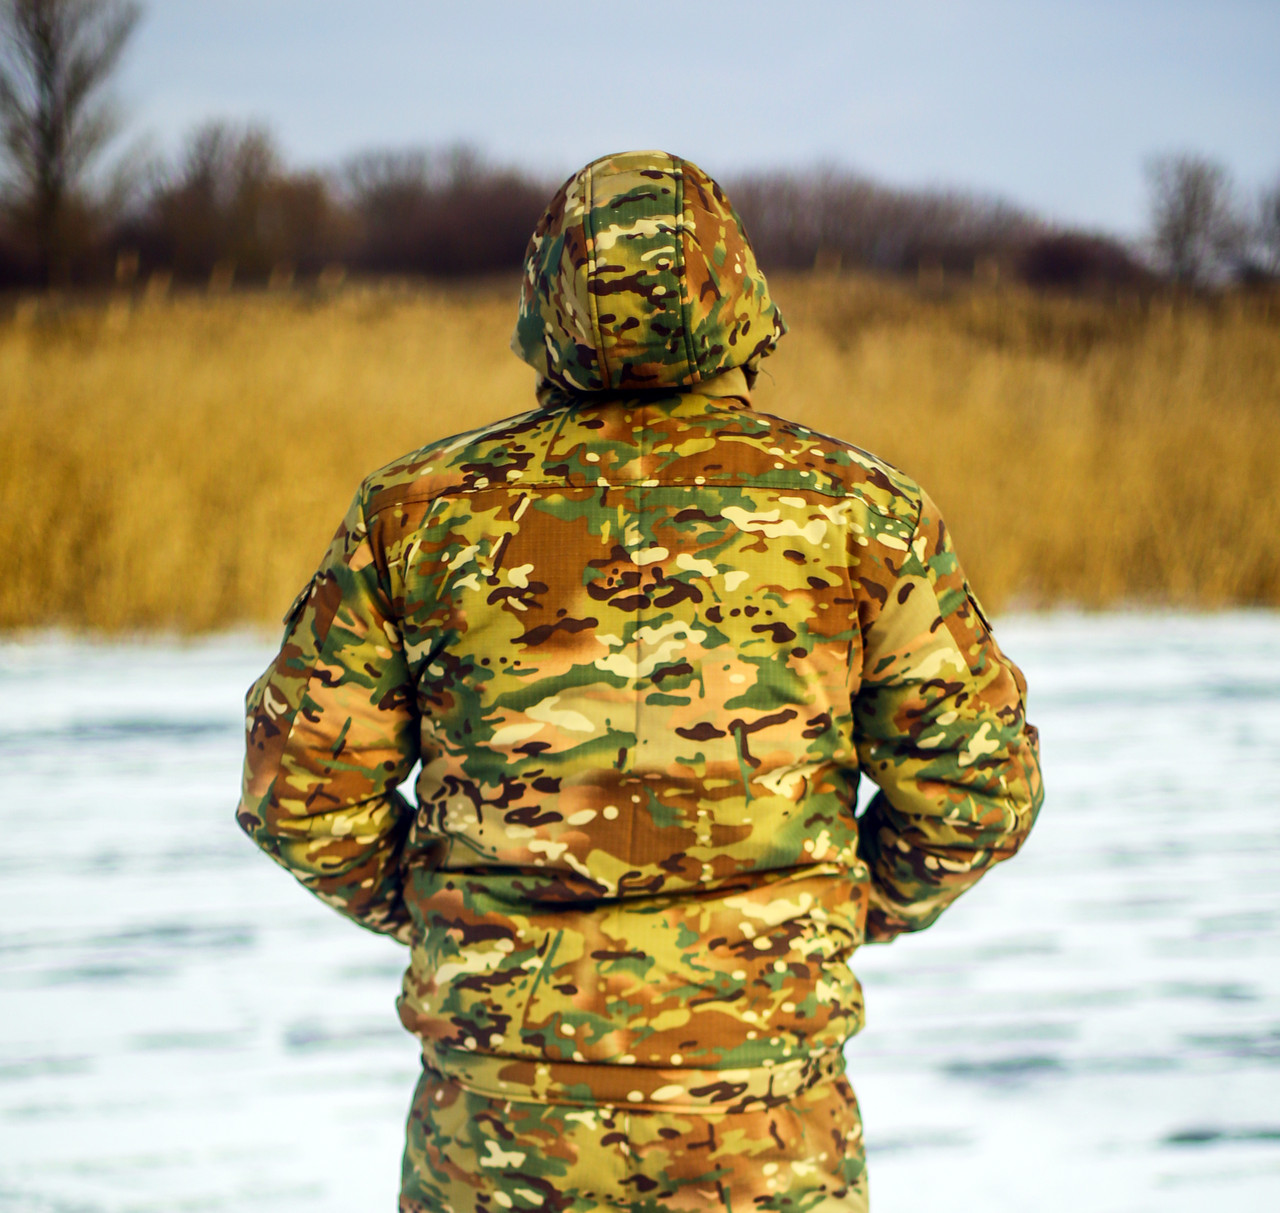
[1,613,1278,1212]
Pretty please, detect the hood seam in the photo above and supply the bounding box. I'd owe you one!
[673,159,701,386]
[582,160,610,388]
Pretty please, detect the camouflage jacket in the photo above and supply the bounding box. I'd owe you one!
[238,152,1043,1112]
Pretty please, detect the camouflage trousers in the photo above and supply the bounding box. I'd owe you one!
[400,1059,868,1212]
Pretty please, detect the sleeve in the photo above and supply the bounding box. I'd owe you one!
[236,487,419,943]
[853,490,1043,944]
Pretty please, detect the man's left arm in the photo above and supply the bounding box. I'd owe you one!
[237,488,418,943]
[853,490,1044,943]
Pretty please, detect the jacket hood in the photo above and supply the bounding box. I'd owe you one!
[512,150,785,393]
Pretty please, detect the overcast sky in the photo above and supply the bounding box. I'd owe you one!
[115,0,1279,237]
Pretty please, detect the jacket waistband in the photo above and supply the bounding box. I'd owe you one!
[420,1041,846,1113]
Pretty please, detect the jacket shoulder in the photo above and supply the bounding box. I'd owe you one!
[358,405,553,517]
[743,407,923,526]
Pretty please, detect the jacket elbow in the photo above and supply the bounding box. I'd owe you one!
[996,773,1043,857]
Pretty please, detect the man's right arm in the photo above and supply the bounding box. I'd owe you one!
[852,490,1043,943]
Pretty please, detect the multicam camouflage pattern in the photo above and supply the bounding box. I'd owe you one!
[238,151,1042,1210]
[512,151,785,392]
[401,1059,867,1212]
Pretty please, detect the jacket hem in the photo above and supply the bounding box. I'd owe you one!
[418,1040,847,1113]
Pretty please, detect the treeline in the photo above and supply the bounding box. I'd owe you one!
[3,2,1277,296]
[0,127,555,289]
[0,121,1157,293]
[730,169,1151,291]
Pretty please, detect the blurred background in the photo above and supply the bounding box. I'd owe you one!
[0,0,1277,628]
[1,3,1277,1211]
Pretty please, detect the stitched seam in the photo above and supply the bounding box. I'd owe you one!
[674,158,700,383]
[583,160,609,388]
[369,482,915,516]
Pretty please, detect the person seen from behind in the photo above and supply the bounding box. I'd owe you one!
[237,149,1044,1211]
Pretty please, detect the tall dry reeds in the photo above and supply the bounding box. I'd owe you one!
[765,279,1280,610]
[1,277,1276,632]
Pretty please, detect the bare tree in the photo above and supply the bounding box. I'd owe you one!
[1256,175,1280,279]
[143,121,309,280]
[158,122,282,278]
[728,166,1046,278]
[1144,153,1244,286]
[0,0,141,283]
[340,143,547,276]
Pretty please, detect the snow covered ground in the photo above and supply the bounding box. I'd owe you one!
[1,613,1277,1212]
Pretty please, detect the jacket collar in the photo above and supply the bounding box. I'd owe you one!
[534,365,753,415]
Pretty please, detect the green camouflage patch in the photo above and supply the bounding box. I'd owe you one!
[400,1059,867,1212]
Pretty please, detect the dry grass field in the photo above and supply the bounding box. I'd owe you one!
[1,276,1277,632]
